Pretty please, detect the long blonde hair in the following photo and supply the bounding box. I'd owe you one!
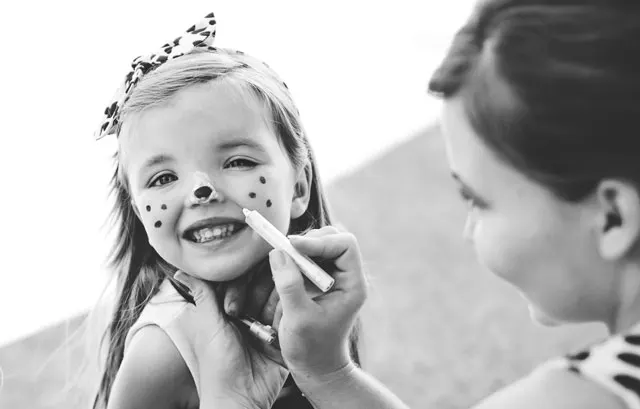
[93,49,360,408]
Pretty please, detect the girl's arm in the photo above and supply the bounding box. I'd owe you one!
[107,326,193,409]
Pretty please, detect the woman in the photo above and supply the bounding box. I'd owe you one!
[176,1,640,408]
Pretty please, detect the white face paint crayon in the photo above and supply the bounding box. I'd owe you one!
[242,208,335,292]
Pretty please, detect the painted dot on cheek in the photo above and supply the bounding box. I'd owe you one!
[155,221,162,228]
[146,205,151,212]
[161,204,167,210]
[266,200,272,207]
[249,192,256,198]
[260,176,266,184]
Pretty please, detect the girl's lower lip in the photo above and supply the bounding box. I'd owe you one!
[185,225,249,250]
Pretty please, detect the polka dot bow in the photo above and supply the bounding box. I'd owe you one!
[95,12,218,140]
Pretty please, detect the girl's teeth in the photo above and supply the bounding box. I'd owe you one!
[191,224,238,243]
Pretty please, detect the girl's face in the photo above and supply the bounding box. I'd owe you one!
[440,96,615,325]
[119,81,309,282]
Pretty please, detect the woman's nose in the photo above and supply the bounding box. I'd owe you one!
[462,213,476,243]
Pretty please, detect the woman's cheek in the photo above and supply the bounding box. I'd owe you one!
[473,219,518,282]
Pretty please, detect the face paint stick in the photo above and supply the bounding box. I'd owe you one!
[238,315,277,345]
[242,208,335,292]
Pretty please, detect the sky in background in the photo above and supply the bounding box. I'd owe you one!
[0,1,474,346]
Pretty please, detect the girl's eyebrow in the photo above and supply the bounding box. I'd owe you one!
[217,137,267,153]
[142,154,175,171]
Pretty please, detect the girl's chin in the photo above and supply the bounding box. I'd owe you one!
[183,269,246,283]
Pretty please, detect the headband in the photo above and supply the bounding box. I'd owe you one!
[95,12,218,140]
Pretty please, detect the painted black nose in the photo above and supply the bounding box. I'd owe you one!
[194,186,213,199]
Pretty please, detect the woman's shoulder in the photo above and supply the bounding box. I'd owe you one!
[472,326,640,409]
[109,325,196,409]
[547,323,640,409]
[472,360,626,409]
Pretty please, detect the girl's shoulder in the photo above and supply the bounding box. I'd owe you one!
[109,325,197,409]
[114,280,200,407]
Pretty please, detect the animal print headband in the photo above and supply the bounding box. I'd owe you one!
[95,12,219,140]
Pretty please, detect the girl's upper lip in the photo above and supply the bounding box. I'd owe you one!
[182,217,245,236]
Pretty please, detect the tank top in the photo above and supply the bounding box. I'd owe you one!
[543,321,640,409]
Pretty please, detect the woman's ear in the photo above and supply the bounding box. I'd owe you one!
[596,179,640,260]
[290,161,313,219]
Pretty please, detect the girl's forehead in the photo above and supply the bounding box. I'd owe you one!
[119,82,277,164]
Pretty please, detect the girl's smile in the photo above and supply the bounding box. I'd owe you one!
[118,79,308,282]
[181,216,249,248]
[182,217,246,244]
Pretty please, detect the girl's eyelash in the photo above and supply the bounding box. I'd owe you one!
[225,158,257,169]
[150,173,177,187]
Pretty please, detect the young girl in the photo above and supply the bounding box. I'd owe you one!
[92,13,359,409]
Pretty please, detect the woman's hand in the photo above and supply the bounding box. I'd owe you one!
[268,227,368,380]
[173,271,288,409]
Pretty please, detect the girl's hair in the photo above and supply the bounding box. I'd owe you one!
[428,0,640,201]
[93,50,360,408]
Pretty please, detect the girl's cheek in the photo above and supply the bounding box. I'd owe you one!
[136,191,180,235]
[240,173,289,232]
[245,174,274,208]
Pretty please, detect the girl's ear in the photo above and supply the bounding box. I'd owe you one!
[290,161,313,219]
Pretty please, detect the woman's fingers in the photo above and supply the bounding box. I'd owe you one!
[300,226,340,238]
[289,233,362,275]
[174,270,223,317]
[222,272,249,317]
[269,250,314,314]
[258,287,280,326]
[244,268,276,320]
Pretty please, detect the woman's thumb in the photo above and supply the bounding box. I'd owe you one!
[174,270,196,290]
[174,270,219,310]
[269,250,310,312]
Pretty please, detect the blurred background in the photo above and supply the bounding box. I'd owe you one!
[0,1,605,408]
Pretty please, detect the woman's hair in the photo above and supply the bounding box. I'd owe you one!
[429,0,640,201]
[93,50,360,408]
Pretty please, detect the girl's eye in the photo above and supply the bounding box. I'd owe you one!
[150,173,177,187]
[225,158,257,169]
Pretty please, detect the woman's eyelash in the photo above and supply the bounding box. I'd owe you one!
[225,158,257,169]
[150,173,177,187]
[459,189,479,208]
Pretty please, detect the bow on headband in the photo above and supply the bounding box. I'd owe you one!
[95,12,218,140]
